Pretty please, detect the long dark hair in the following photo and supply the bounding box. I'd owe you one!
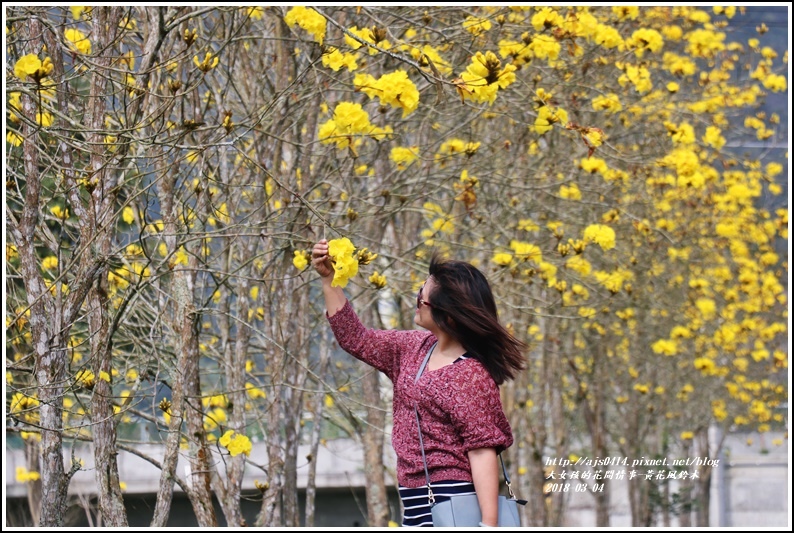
[427,255,526,385]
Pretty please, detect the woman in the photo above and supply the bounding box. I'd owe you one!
[312,239,526,527]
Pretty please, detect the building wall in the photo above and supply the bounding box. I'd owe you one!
[5,432,788,527]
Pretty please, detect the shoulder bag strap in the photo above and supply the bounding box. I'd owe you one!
[414,342,436,502]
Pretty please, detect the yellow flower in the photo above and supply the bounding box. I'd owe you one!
[321,47,358,72]
[42,256,58,270]
[369,271,387,289]
[559,183,581,200]
[458,51,517,105]
[651,339,677,356]
[509,241,542,263]
[517,219,539,232]
[695,298,717,320]
[64,28,92,55]
[463,16,491,36]
[703,126,726,150]
[618,64,652,93]
[694,357,716,372]
[16,466,41,483]
[327,237,359,288]
[627,28,664,58]
[532,7,564,30]
[14,54,53,82]
[583,224,616,251]
[492,252,513,266]
[219,430,253,457]
[390,146,420,170]
[591,93,622,113]
[293,250,309,271]
[7,131,23,147]
[76,369,96,388]
[680,431,694,440]
[245,383,266,399]
[359,70,420,118]
[193,52,219,72]
[580,157,608,174]
[247,7,264,20]
[533,105,568,135]
[284,6,326,45]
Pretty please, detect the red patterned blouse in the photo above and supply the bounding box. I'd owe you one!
[327,300,513,488]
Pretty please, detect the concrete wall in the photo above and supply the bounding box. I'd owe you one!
[5,432,788,527]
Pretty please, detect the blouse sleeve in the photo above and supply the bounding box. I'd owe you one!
[435,361,513,453]
[327,299,425,382]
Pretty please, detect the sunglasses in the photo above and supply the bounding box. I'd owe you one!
[416,284,432,309]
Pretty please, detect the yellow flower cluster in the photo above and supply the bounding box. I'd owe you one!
[322,48,358,72]
[583,224,616,250]
[685,28,725,59]
[618,64,652,93]
[16,466,41,483]
[592,93,622,113]
[354,70,420,117]
[328,237,359,288]
[368,271,387,289]
[529,35,561,62]
[284,6,326,45]
[457,51,517,105]
[219,430,253,457]
[434,139,480,166]
[293,250,310,270]
[14,54,53,82]
[533,105,569,135]
[409,44,452,75]
[318,102,391,151]
[65,28,92,55]
[390,146,420,170]
[531,7,564,31]
[463,16,491,36]
[626,28,664,58]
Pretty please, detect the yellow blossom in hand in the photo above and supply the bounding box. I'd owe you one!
[327,237,359,288]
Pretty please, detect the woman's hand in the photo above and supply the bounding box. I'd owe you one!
[312,239,334,280]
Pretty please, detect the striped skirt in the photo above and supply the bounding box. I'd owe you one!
[398,480,477,527]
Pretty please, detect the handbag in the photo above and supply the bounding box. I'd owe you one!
[414,343,527,527]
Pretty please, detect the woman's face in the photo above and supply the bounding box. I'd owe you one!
[414,276,437,329]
